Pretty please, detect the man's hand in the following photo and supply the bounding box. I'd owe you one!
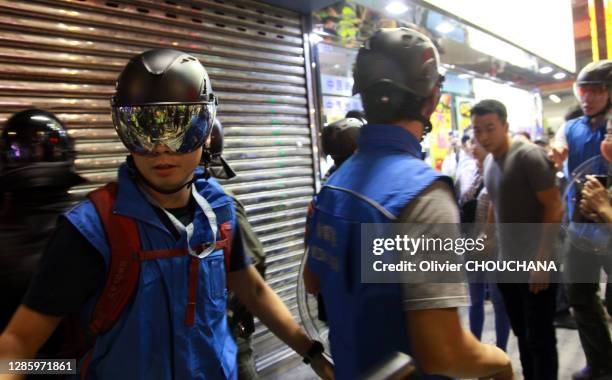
[548,145,567,169]
[529,269,550,294]
[229,267,333,378]
[310,353,334,380]
[581,176,612,221]
[579,199,601,222]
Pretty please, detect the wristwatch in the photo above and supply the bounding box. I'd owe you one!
[302,340,324,365]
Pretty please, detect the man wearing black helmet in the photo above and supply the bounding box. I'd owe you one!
[551,60,612,380]
[304,28,512,380]
[0,49,332,380]
[0,109,85,339]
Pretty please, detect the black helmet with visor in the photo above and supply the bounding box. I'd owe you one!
[111,49,217,156]
[573,60,611,119]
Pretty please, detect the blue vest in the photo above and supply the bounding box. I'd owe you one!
[65,163,237,380]
[563,116,608,245]
[307,124,452,380]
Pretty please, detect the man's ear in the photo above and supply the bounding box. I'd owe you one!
[421,87,441,119]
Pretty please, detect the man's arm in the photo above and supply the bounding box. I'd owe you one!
[228,267,333,379]
[526,143,564,293]
[482,203,497,254]
[1,217,104,369]
[535,186,563,242]
[528,186,563,293]
[549,123,568,168]
[0,306,61,360]
[407,308,512,378]
[399,181,512,379]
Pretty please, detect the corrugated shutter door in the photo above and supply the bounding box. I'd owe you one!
[0,0,316,371]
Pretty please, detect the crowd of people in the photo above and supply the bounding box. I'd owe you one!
[0,25,610,380]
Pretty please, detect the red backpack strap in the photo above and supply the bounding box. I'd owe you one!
[217,221,232,273]
[86,182,142,336]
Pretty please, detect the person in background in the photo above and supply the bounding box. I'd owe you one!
[320,115,363,182]
[0,109,86,354]
[454,127,480,218]
[461,136,511,352]
[579,117,612,322]
[473,99,563,380]
[550,60,611,380]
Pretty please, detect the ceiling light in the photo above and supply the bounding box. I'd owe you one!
[539,66,553,74]
[548,94,562,103]
[385,1,409,15]
[553,72,567,80]
[435,21,455,34]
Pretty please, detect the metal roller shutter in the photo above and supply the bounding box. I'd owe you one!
[0,0,320,371]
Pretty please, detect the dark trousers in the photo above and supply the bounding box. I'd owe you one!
[498,283,558,380]
[566,244,612,375]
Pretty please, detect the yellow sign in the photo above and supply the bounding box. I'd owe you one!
[429,94,453,170]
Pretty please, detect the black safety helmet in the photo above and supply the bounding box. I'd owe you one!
[353,28,443,133]
[1,109,74,168]
[111,48,217,156]
[353,28,443,99]
[0,109,85,190]
[573,60,611,118]
[321,117,364,166]
[575,60,612,87]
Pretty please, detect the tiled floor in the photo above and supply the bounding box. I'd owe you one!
[261,302,602,379]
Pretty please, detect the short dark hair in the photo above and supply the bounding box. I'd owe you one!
[361,82,428,124]
[471,99,508,124]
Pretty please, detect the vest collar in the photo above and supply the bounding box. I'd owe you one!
[358,124,423,159]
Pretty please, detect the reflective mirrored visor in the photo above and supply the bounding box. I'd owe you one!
[573,83,608,99]
[111,103,216,155]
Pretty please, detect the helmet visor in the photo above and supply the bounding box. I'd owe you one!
[573,83,608,100]
[112,102,216,155]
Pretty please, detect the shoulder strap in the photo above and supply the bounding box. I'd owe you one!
[87,182,142,335]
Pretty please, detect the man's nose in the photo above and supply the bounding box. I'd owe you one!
[152,144,171,155]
